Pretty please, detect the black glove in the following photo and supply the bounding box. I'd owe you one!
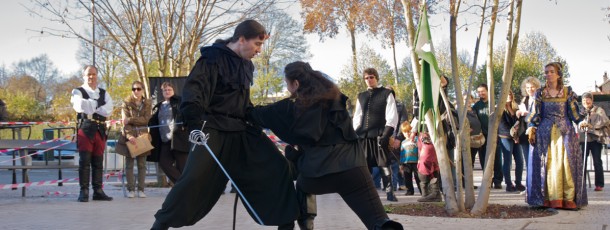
[185,120,204,133]
[379,126,395,148]
[284,145,303,180]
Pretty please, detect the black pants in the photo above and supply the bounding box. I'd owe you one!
[154,127,299,227]
[581,141,605,187]
[78,151,105,190]
[493,141,504,186]
[402,163,420,193]
[297,167,389,230]
[362,138,394,193]
[158,142,188,184]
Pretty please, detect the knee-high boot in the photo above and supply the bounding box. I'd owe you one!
[78,151,91,202]
[374,219,404,230]
[417,173,429,201]
[91,155,112,201]
[296,190,316,230]
[381,167,397,201]
[418,177,442,202]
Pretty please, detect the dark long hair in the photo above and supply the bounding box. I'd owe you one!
[284,61,340,109]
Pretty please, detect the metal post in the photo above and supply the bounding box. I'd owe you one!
[91,0,95,66]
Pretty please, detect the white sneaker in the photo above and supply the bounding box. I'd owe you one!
[127,191,135,198]
[138,190,147,198]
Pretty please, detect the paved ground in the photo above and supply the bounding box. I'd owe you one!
[0,168,608,230]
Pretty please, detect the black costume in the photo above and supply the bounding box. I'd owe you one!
[148,95,189,183]
[72,86,113,202]
[249,95,402,230]
[153,43,299,227]
[354,87,398,201]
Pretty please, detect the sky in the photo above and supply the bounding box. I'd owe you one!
[1,1,609,95]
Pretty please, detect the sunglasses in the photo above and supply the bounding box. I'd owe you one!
[132,87,142,92]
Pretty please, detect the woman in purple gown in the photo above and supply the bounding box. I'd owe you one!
[526,62,587,209]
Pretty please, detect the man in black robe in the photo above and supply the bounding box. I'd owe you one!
[152,20,299,229]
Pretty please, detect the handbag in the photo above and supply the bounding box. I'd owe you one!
[470,133,486,148]
[115,134,130,157]
[126,133,154,158]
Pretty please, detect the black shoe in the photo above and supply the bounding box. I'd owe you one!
[493,183,502,189]
[374,219,404,230]
[515,184,526,191]
[151,220,169,230]
[506,186,517,192]
[405,190,414,196]
[386,192,398,202]
[92,189,113,201]
[77,189,89,202]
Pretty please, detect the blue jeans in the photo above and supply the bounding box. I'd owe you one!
[518,141,530,170]
[391,162,404,189]
[499,138,524,186]
[371,167,381,188]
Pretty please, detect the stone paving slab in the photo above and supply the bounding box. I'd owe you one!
[0,170,608,230]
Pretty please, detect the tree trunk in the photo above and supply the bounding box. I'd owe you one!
[349,27,359,79]
[423,109,460,215]
[471,0,499,215]
[472,0,522,215]
[448,0,467,212]
[391,40,399,85]
[460,0,488,210]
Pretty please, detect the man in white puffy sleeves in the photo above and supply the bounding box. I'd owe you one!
[71,65,114,202]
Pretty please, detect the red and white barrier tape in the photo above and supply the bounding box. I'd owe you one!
[0,121,73,125]
[0,177,79,190]
[46,191,70,196]
[0,171,123,190]
[0,134,75,154]
[0,120,122,125]
[0,141,74,164]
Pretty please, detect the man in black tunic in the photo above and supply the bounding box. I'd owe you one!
[152,20,299,229]
[353,68,399,201]
[71,65,114,202]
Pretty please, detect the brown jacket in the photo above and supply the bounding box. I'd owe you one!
[578,105,610,143]
[121,95,152,147]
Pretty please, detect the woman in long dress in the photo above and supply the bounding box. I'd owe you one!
[526,62,587,209]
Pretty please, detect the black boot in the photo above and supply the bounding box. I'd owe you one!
[92,188,113,201]
[418,177,442,202]
[296,191,316,230]
[77,151,91,202]
[381,167,398,202]
[151,219,169,230]
[276,214,315,230]
[91,155,113,201]
[277,222,295,230]
[78,189,89,202]
[374,219,404,230]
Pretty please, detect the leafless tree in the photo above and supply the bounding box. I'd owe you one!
[28,0,276,96]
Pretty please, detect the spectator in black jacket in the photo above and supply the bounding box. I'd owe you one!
[148,82,189,184]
